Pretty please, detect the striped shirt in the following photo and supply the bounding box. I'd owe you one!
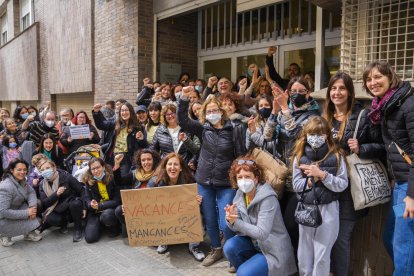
[27,121,60,147]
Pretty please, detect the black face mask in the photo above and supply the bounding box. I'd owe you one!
[290,93,307,107]
[258,107,272,119]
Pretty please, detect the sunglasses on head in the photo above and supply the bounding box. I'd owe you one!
[237,159,255,165]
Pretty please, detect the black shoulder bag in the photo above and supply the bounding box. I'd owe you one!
[294,177,322,228]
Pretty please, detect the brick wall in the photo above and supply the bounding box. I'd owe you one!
[137,0,154,88]
[94,0,140,104]
[33,0,50,105]
[157,13,198,83]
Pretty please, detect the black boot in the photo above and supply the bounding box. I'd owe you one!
[73,229,83,242]
[121,223,128,238]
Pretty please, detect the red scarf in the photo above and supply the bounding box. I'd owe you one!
[368,88,396,125]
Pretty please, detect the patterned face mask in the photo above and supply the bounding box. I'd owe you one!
[306,134,327,149]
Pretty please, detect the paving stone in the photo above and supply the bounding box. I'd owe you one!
[0,228,232,276]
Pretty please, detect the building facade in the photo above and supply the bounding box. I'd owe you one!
[0,1,413,273]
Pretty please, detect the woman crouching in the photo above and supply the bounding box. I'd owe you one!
[83,157,121,243]
[223,157,297,276]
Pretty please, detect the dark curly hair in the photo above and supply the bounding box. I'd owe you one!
[229,156,266,189]
[2,159,29,180]
[133,148,161,171]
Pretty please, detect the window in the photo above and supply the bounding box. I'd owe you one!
[20,0,32,31]
[21,13,30,30]
[200,0,339,50]
[204,58,232,80]
[342,0,414,81]
[0,13,6,46]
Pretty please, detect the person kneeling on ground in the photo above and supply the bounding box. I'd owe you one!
[0,159,42,246]
[223,157,297,276]
[83,157,121,243]
[38,159,85,242]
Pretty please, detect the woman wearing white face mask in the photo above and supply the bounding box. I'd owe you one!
[177,88,246,267]
[38,159,85,242]
[224,157,297,275]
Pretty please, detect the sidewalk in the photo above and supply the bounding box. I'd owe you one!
[0,228,231,276]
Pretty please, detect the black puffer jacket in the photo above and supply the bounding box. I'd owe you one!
[92,110,148,164]
[150,124,196,163]
[381,81,414,197]
[177,99,245,187]
[39,169,84,211]
[334,102,385,220]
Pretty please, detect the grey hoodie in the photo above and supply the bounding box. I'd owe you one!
[228,183,297,276]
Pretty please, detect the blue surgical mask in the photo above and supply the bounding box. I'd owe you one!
[195,85,203,92]
[93,172,106,181]
[21,113,29,120]
[9,142,17,149]
[41,168,55,180]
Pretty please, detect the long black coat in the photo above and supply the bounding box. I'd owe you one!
[177,99,245,187]
[381,81,414,197]
[335,102,385,220]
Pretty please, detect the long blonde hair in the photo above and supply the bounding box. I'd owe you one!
[291,116,341,167]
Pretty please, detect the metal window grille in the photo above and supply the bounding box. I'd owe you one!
[200,0,339,51]
[341,0,414,81]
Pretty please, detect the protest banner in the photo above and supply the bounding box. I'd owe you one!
[121,184,203,247]
[69,124,91,140]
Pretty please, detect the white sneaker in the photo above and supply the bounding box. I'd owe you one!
[24,231,42,242]
[189,245,205,262]
[156,245,168,254]
[1,237,14,247]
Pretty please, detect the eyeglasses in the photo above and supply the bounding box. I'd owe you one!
[289,89,308,95]
[205,109,220,115]
[237,160,255,165]
[165,113,176,118]
[90,166,102,171]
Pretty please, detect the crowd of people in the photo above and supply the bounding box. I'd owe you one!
[0,46,413,276]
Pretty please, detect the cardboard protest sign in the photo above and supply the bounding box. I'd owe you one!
[69,124,91,140]
[121,184,203,247]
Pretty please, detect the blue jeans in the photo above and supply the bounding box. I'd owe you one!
[224,236,269,276]
[383,182,414,276]
[198,184,236,248]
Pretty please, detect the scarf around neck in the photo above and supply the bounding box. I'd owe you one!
[368,88,396,125]
[135,169,155,182]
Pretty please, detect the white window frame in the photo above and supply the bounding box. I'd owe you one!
[0,13,7,46]
[199,32,341,83]
[20,0,32,31]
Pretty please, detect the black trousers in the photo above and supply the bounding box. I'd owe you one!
[281,191,299,256]
[44,198,83,230]
[84,208,119,243]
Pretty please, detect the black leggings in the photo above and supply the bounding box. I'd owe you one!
[84,209,119,243]
[44,198,83,230]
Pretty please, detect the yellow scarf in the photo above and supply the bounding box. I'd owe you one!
[135,169,155,182]
[97,181,109,202]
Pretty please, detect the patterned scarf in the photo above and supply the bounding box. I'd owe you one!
[368,88,396,125]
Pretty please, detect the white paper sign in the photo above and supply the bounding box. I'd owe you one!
[70,124,91,140]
